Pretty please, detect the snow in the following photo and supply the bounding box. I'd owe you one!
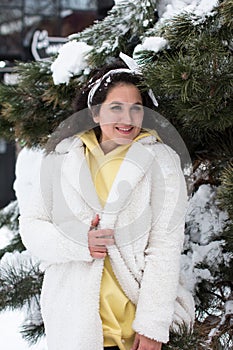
[0,226,12,249]
[0,249,38,272]
[180,184,228,293]
[0,310,47,350]
[225,300,233,315]
[50,41,93,85]
[156,0,218,21]
[114,0,130,5]
[134,36,168,54]
[185,184,227,245]
[134,0,218,55]
[143,19,149,27]
[192,240,225,266]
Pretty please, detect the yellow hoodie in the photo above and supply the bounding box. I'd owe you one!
[80,129,156,350]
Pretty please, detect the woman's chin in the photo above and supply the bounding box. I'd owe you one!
[114,138,134,147]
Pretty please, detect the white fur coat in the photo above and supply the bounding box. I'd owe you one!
[17,135,195,350]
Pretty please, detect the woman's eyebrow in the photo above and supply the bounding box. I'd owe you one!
[109,101,143,105]
[109,101,123,105]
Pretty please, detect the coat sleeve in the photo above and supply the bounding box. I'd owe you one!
[132,144,188,343]
[15,149,93,265]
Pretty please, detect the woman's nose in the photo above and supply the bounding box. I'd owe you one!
[121,106,133,124]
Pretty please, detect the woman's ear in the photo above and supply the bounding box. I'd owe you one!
[91,106,100,124]
[93,115,100,124]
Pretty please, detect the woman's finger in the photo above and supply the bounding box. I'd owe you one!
[89,236,115,247]
[89,249,107,259]
[89,246,107,253]
[90,214,100,229]
[131,333,140,350]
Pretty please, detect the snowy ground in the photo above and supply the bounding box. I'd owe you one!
[0,311,47,350]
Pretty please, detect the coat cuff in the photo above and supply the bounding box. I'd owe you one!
[132,317,170,344]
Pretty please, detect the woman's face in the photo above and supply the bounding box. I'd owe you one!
[93,83,144,153]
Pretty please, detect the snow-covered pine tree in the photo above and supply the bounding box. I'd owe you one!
[0,0,232,348]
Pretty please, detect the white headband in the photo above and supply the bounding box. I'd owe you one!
[87,68,134,109]
[87,52,158,109]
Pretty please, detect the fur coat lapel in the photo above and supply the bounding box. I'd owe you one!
[102,141,155,228]
[56,135,156,228]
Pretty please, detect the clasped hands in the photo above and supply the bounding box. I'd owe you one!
[88,214,114,259]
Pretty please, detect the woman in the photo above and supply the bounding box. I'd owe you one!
[17,60,195,350]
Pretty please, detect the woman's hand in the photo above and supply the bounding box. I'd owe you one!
[88,214,114,259]
[131,333,162,350]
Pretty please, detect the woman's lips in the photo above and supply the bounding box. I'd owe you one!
[115,126,134,134]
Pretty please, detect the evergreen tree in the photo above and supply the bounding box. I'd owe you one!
[0,0,232,348]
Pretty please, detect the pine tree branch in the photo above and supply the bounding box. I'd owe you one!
[218,163,233,218]
[20,298,45,345]
[0,233,25,260]
[0,255,43,312]
[0,201,25,259]
[20,321,45,345]
[163,323,203,349]
[71,0,158,66]
[0,200,19,232]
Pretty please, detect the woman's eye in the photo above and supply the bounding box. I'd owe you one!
[132,105,143,112]
[111,105,122,111]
